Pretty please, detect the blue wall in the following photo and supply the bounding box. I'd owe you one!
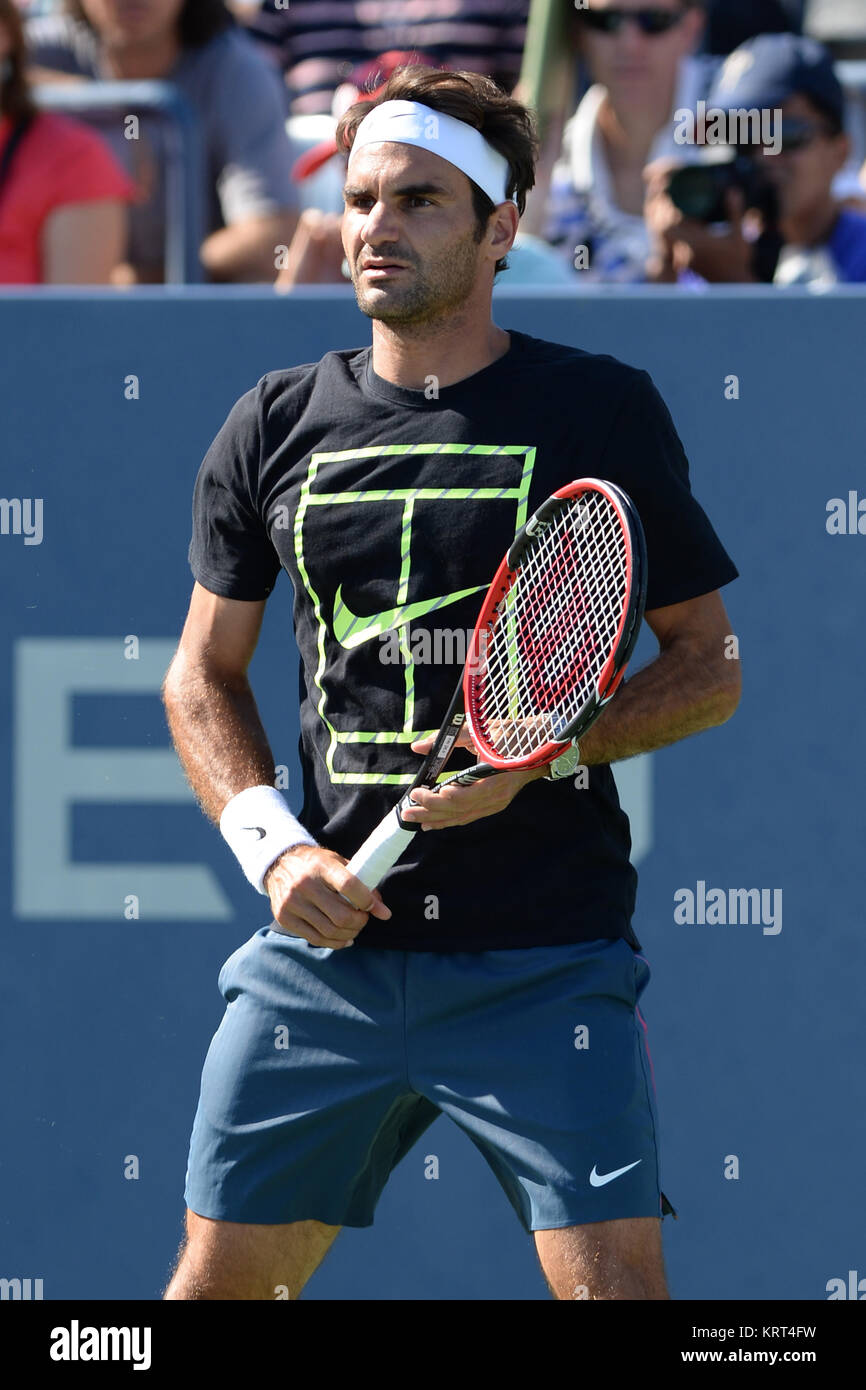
[1,286,864,1300]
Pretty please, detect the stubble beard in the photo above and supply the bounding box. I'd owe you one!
[353,225,485,328]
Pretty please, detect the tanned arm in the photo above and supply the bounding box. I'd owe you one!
[162,582,390,946]
[577,589,741,765]
[402,589,741,828]
[200,211,300,283]
[161,584,274,822]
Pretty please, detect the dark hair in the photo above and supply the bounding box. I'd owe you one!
[0,0,37,122]
[63,0,234,48]
[335,66,538,276]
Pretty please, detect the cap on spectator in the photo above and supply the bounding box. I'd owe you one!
[291,51,440,182]
[708,33,845,131]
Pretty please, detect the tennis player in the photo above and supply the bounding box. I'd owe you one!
[162,65,740,1301]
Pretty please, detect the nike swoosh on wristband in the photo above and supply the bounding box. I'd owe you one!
[589,1160,642,1187]
[332,582,485,650]
[242,826,267,840]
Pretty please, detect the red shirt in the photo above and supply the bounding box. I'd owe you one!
[0,110,137,283]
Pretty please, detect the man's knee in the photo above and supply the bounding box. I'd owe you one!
[534,1216,669,1301]
[163,1209,341,1300]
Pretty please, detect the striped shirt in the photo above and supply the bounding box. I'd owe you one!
[241,0,529,114]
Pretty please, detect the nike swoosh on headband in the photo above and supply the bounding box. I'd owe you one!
[333,582,485,650]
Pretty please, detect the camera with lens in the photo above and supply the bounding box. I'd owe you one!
[665,153,777,225]
[662,151,782,280]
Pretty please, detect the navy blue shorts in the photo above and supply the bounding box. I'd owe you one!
[184,928,669,1234]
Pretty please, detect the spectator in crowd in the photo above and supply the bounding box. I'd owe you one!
[644,34,866,284]
[539,0,708,283]
[26,0,299,282]
[702,0,865,207]
[0,0,135,282]
[238,0,529,116]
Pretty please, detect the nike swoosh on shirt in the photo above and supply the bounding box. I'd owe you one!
[589,1160,642,1187]
[332,582,485,650]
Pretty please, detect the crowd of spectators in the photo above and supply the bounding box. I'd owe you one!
[1,0,865,287]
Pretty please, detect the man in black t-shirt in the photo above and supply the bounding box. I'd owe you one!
[162,65,740,1301]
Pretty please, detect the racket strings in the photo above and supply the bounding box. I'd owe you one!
[474,494,629,760]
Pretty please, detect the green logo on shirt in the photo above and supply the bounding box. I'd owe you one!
[332,582,485,650]
[294,442,536,784]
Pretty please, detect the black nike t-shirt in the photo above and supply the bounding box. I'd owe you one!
[188,329,738,952]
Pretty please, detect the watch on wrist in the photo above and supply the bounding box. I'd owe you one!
[544,739,582,781]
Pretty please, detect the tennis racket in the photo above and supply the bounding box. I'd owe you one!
[345,477,647,891]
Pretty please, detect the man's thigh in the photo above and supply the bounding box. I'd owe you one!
[184,928,438,1229]
[164,1209,342,1300]
[534,1216,669,1300]
[410,938,666,1234]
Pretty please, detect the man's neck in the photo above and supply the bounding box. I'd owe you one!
[101,35,182,81]
[598,83,676,172]
[782,199,840,250]
[597,88,676,216]
[371,314,511,391]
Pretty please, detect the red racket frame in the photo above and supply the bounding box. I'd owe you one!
[462,478,645,772]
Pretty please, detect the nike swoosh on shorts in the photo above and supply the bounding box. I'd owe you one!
[589,1160,643,1187]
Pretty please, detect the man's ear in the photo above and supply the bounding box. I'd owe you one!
[680,3,706,56]
[489,202,519,261]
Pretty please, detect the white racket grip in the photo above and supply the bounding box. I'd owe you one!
[345,806,417,891]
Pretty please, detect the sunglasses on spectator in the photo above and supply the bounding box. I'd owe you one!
[579,7,684,36]
[740,118,836,154]
[777,118,837,151]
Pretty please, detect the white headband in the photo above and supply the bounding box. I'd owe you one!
[348,99,515,207]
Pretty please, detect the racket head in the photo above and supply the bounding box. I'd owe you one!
[463,478,647,770]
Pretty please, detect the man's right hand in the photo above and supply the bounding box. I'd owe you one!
[264,844,391,949]
[274,210,346,290]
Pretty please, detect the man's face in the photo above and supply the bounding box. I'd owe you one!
[579,0,703,110]
[79,0,185,47]
[342,142,503,326]
[754,93,848,222]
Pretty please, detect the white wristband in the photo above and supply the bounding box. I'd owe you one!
[219,785,318,895]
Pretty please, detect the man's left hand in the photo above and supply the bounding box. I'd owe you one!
[400,728,546,830]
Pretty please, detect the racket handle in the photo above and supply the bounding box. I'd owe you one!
[344,805,417,891]
[436,762,498,789]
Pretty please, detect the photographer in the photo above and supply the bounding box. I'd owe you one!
[644,33,866,284]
